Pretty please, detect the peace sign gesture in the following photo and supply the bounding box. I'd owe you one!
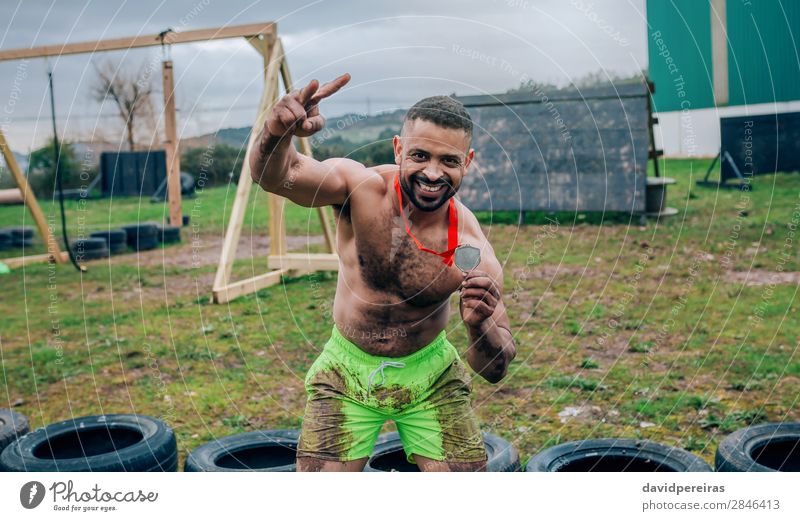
[266,73,351,139]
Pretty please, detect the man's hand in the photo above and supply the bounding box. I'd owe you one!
[459,270,500,328]
[266,73,351,139]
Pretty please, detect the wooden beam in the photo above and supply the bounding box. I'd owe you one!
[162,60,182,227]
[267,194,287,256]
[0,129,65,263]
[710,0,729,105]
[212,38,282,293]
[267,253,340,271]
[0,23,276,62]
[2,251,68,269]
[212,268,290,304]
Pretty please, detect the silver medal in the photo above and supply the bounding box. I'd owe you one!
[454,244,481,272]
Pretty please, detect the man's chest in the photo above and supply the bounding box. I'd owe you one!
[344,201,465,307]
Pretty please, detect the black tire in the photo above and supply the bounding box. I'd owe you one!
[91,229,127,245]
[526,438,712,472]
[73,238,107,251]
[0,414,177,472]
[91,230,128,254]
[715,422,800,472]
[184,430,299,472]
[157,225,181,244]
[109,242,128,255]
[137,236,158,251]
[364,431,520,472]
[121,224,159,251]
[76,247,110,261]
[6,226,33,240]
[0,231,11,250]
[11,238,33,248]
[0,409,29,453]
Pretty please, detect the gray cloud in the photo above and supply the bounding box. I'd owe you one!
[0,0,646,150]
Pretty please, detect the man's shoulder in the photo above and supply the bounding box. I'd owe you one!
[321,159,393,195]
[456,200,503,278]
[456,198,483,240]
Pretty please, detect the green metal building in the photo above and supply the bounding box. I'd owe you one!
[647,0,800,112]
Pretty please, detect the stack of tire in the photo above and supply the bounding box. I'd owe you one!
[121,223,159,252]
[91,229,128,255]
[0,226,34,249]
[0,229,11,251]
[157,225,181,245]
[0,414,177,472]
[71,237,109,261]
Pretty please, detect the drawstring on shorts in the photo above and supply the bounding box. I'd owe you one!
[366,360,406,396]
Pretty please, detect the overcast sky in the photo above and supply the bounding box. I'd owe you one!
[0,0,647,151]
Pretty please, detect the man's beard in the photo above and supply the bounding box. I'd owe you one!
[399,171,457,212]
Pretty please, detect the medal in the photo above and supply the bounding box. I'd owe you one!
[454,244,481,273]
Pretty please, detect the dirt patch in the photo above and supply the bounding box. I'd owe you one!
[724,270,800,286]
[121,233,327,268]
[80,234,326,302]
[557,405,606,424]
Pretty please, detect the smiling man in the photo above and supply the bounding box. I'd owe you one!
[250,73,516,472]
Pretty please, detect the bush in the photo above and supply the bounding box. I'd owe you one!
[181,143,245,188]
[26,138,82,195]
[312,129,395,167]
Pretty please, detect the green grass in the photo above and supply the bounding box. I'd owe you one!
[1,158,798,468]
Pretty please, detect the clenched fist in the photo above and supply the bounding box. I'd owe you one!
[266,73,351,139]
[459,270,501,328]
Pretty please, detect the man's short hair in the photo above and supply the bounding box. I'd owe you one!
[403,95,473,137]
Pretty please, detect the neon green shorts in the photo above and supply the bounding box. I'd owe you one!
[297,324,486,465]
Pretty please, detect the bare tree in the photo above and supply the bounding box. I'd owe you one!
[91,59,156,151]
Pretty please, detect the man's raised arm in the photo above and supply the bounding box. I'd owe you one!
[250,73,356,208]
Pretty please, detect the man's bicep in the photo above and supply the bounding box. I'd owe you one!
[270,155,363,208]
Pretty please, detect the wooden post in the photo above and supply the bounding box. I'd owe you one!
[211,36,342,304]
[0,129,64,263]
[162,60,182,227]
[212,38,282,295]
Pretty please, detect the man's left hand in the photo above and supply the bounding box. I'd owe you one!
[459,270,500,328]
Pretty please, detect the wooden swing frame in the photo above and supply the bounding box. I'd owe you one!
[210,37,337,304]
[0,23,336,287]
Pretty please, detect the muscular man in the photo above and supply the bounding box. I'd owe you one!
[251,73,516,472]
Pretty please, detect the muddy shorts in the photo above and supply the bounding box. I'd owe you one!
[297,324,487,465]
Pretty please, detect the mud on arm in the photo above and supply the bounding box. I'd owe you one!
[459,260,517,383]
[250,74,355,208]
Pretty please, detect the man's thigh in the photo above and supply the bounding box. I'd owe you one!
[297,395,385,464]
[394,359,487,469]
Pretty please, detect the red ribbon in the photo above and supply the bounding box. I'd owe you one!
[393,173,459,266]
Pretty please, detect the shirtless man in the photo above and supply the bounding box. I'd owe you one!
[250,73,516,472]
